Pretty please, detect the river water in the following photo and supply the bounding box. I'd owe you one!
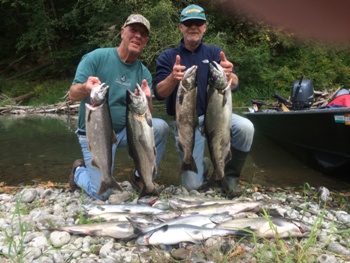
[1,111,350,190]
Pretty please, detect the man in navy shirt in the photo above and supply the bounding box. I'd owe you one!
[153,4,254,196]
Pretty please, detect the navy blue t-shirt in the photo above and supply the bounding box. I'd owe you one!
[153,39,225,117]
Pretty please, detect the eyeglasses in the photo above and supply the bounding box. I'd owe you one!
[182,19,205,27]
[127,25,149,38]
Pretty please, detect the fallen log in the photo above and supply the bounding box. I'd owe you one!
[11,92,35,103]
[0,102,80,115]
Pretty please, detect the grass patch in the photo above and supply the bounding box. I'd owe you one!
[0,194,31,262]
[0,78,71,106]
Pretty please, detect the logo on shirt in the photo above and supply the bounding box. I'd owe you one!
[202,59,209,64]
[115,76,131,87]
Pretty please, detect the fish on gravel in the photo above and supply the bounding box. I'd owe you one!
[126,84,157,198]
[135,224,246,245]
[168,197,239,209]
[176,65,198,174]
[55,221,136,239]
[215,217,312,238]
[204,61,232,190]
[85,83,122,195]
[128,213,233,234]
[85,204,166,216]
[179,201,266,216]
[87,212,156,224]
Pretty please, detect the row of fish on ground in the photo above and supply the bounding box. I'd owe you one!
[84,61,234,197]
[53,196,311,246]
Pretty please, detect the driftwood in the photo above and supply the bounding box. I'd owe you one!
[318,87,341,107]
[0,54,28,75]
[0,88,343,115]
[0,101,80,115]
[11,92,35,103]
[262,87,343,110]
[6,63,52,80]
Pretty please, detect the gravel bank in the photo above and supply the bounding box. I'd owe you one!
[1,181,350,263]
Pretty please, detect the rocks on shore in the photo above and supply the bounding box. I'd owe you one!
[1,181,350,263]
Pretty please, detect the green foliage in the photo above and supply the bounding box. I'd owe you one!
[0,195,31,262]
[0,79,70,106]
[1,0,350,105]
[136,0,184,71]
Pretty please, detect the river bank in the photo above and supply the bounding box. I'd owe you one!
[0,181,350,263]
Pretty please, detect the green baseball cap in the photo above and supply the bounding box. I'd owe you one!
[123,14,150,34]
[180,4,206,23]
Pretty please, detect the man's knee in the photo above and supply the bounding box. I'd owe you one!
[231,118,254,151]
[154,119,169,139]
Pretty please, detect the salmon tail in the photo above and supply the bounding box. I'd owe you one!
[126,217,143,235]
[138,184,158,199]
[98,176,123,195]
[181,157,198,174]
[90,158,100,169]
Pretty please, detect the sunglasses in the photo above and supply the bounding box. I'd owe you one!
[182,19,205,27]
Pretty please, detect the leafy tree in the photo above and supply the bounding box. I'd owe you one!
[1,0,350,103]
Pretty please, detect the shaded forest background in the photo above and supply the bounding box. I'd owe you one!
[1,0,350,105]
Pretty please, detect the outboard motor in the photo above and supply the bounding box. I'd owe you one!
[290,77,314,110]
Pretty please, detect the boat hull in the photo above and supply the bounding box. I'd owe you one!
[244,108,350,174]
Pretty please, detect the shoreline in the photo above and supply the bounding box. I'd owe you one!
[1,181,350,262]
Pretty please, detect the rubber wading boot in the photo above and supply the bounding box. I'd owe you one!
[224,148,249,197]
[69,159,85,192]
[182,157,212,191]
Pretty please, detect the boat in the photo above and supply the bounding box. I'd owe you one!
[244,79,350,174]
[245,107,350,174]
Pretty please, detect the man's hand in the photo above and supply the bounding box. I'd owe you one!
[154,55,186,99]
[171,55,186,83]
[220,51,239,90]
[85,76,102,93]
[220,52,234,79]
[137,79,151,100]
[136,79,153,111]
[69,76,101,102]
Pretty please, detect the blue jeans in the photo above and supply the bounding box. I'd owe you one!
[174,114,254,190]
[74,118,169,200]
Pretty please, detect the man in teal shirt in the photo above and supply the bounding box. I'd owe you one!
[68,14,169,200]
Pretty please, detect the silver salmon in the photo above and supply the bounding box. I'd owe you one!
[88,212,154,223]
[55,221,135,239]
[179,201,265,216]
[85,83,122,195]
[169,197,239,209]
[205,61,232,185]
[215,217,311,238]
[85,204,166,216]
[126,84,157,198]
[128,213,233,234]
[176,65,198,174]
[135,224,245,245]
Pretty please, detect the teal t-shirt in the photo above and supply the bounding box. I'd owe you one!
[73,48,152,133]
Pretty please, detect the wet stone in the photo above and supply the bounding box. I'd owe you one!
[171,247,190,260]
[20,188,38,203]
[0,182,350,262]
[316,254,338,263]
[50,231,71,248]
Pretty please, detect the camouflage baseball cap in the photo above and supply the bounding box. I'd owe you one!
[123,14,150,34]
